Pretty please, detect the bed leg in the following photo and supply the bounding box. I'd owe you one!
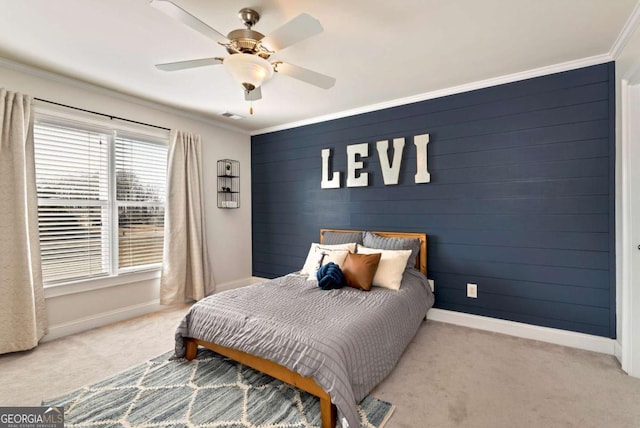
[319,398,336,428]
[185,339,198,361]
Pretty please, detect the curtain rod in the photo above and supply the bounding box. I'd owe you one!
[34,98,171,131]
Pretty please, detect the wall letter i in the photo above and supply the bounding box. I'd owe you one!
[414,134,430,184]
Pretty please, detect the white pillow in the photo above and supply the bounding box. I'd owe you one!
[356,246,412,290]
[300,242,356,279]
[306,249,350,281]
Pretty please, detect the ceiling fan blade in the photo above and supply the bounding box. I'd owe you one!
[244,86,262,101]
[276,62,335,89]
[260,13,323,51]
[150,0,228,44]
[156,57,223,71]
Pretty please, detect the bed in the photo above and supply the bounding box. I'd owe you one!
[174,229,434,428]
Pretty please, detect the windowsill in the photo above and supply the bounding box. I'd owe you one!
[43,269,161,299]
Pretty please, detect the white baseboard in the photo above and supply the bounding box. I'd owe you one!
[42,276,261,342]
[48,277,616,357]
[615,339,623,362]
[43,299,162,342]
[427,308,617,356]
[215,276,263,292]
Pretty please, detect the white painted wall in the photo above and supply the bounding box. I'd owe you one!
[0,60,253,341]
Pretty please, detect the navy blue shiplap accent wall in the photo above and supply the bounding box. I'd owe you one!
[251,63,616,338]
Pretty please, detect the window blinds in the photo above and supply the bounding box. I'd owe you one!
[115,136,166,270]
[34,122,110,283]
[33,119,167,285]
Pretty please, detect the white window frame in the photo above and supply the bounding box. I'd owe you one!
[34,103,169,297]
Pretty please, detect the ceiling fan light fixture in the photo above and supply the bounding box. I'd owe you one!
[223,53,273,93]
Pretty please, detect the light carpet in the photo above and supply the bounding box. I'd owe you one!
[43,348,394,428]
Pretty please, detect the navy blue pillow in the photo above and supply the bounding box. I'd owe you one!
[316,262,345,290]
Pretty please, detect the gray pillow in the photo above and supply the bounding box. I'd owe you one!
[321,230,363,245]
[362,231,421,269]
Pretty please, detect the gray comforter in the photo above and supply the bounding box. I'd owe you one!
[175,269,434,428]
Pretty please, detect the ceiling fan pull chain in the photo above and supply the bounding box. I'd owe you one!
[250,100,254,115]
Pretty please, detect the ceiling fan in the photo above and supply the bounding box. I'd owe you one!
[150,0,336,113]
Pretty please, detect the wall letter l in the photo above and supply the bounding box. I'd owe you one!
[321,148,340,189]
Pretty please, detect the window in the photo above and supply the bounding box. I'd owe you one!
[115,136,166,270]
[33,109,168,286]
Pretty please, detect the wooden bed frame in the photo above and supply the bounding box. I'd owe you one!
[183,229,428,428]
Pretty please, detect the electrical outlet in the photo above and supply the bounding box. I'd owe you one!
[467,283,478,298]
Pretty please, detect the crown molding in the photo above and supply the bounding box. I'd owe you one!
[610,0,640,59]
[251,54,613,136]
[0,57,250,136]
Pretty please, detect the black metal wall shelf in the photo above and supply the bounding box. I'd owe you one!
[217,159,240,208]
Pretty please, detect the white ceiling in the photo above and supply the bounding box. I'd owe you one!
[0,0,637,133]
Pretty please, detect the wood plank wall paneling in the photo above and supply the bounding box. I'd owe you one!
[251,63,616,338]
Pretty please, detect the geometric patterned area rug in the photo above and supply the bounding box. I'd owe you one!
[43,348,395,428]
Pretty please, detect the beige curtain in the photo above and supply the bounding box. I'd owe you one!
[0,89,47,354]
[160,130,214,304]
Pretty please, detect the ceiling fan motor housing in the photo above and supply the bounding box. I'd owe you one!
[225,28,270,59]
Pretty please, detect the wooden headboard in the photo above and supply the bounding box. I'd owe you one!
[320,229,427,276]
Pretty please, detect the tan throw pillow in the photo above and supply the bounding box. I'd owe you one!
[342,252,381,291]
